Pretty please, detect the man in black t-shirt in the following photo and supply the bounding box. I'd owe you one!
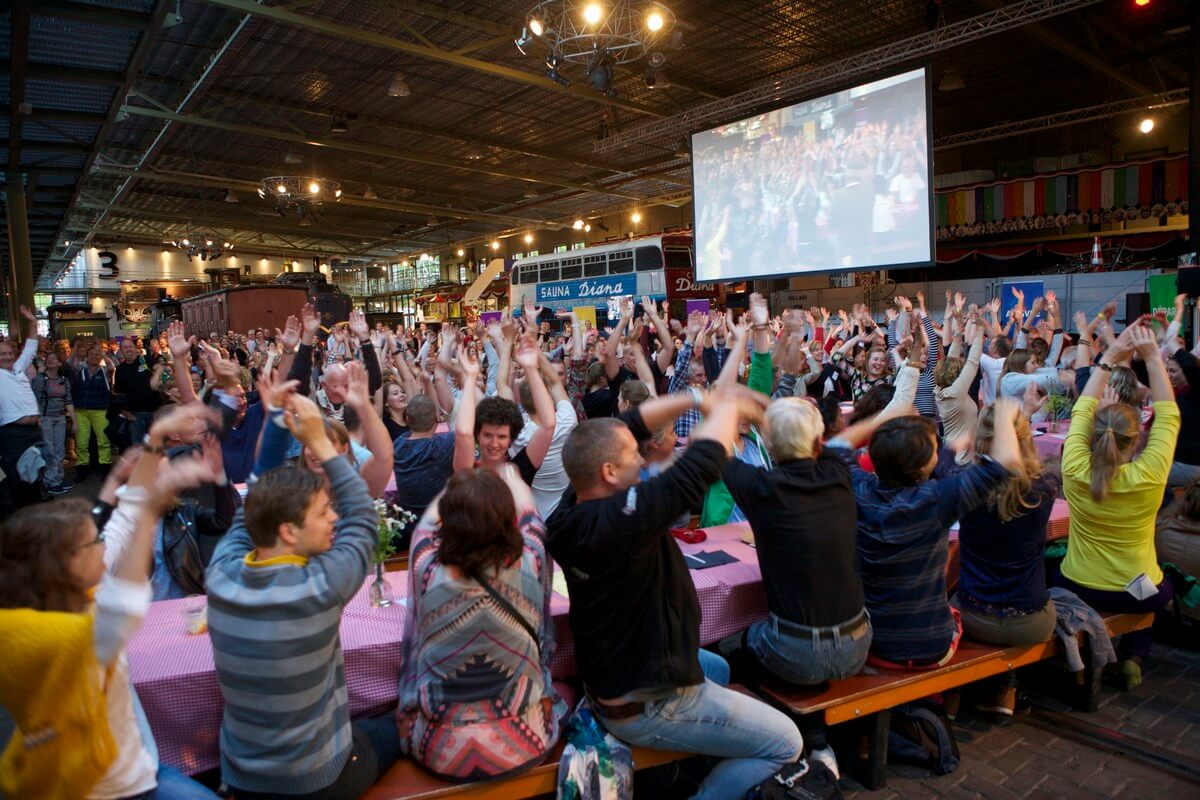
[546,387,803,799]
[114,336,162,443]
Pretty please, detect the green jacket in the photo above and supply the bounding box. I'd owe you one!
[699,351,774,527]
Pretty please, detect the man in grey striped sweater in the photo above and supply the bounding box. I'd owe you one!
[206,393,399,798]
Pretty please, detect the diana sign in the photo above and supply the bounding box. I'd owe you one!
[535,274,637,303]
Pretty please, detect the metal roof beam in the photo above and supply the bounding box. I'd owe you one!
[91,165,561,228]
[119,105,646,201]
[199,0,664,119]
[594,0,1107,152]
[56,226,402,261]
[33,1,155,30]
[933,88,1190,151]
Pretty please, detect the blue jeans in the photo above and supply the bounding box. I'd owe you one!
[597,651,803,800]
[126,765,219,799]
[1168,460,1200,490]
[748,611,872,686]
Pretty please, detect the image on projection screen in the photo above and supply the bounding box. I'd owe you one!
[692,67,932,282]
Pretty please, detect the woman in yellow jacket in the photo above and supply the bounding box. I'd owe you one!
[1056,322,1180,690]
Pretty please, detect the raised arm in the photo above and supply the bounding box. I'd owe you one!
[642,294,675,373]
[287,303,320,396]
[514,334,556,468]
[349,310,383,397]
[345,361,394,497]
[452,351,481,472]
[605,297,633,380]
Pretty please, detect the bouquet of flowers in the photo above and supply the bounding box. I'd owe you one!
[373,498,418,564]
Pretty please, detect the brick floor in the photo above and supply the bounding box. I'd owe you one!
[844,644,1200,799]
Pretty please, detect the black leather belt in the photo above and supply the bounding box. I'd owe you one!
[775,608,869,640]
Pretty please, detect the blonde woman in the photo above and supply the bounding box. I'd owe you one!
[1055,322,1180,689]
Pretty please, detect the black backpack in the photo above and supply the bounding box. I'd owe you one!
[748,758,843,800]
[887,700,960,775]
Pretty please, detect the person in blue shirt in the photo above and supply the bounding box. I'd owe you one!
[827,375,1023,669]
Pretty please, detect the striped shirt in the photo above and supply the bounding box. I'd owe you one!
[205,456,376,794]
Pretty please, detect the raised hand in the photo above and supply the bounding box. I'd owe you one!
[1011,286,1025,306]
[686,310,705,339]
[256,370,299,409]
[150,450,223,510]
[641,294,658,318]
[459,348,481,380]
[895,296,912,312]
[1128,322,1160,361]
[1021,382,1048,419]
[283,393,328,448]
[207,353,242,391]
[276,314,301,352]
[149,401,220,445]
[19,304,35,322]
[348,309,369,341]
[1173,292,1187,322]
[299,303,321,343]
[1044,290,1058,310]
[343,361,372,408]
[748,292,769,326]
[954,291,966,311]
[514,336,540,370]
[167,320,194,361]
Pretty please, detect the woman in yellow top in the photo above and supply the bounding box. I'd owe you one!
[1056,322,1180,689]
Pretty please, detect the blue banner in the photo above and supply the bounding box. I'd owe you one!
[535,274,637,304]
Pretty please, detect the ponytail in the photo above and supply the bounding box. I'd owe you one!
[1088,404,1139,501]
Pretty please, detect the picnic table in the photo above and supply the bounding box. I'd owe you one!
[128,504,1070,775]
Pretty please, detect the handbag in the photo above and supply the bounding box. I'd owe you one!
[748,758,842,800]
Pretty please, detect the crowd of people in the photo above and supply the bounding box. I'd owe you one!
[1,281,1198,799]
[695,107,930,277]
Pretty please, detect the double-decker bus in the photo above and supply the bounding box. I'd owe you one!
[509,233,718,320]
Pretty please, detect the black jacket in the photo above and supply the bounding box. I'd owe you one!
[545,439,726,699]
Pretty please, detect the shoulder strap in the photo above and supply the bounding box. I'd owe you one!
[476,573,541,657]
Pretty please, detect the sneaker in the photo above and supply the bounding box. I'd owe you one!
[971,685,1016,717]
[47,483,73,495]
[808,746,840,780]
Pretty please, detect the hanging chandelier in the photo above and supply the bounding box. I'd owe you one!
[518,1,676,94]
[171,232,233,261]
[258,175,343,220]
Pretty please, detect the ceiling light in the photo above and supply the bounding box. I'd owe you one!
[308,180,321,194]
[573,218,585,230]
[584,223,592,232]
[205,238,214,246]
[362,184,378,199]
[64,239,71,246]
[582,2,603,25]
[631,210,642,223]
[587,48,615,95]
[646,9,664,31]
[1134,0,1150,6]
[491,241,501,250]
[465,143,487,160]
[276,183,287,193]
[529,16,544,36]
[515,27,533,54]
[223,241,232,249]
[387,71,411,97]
[426,216,438,226]
[457,248,465,257]
[1138,117,1154,133]
[524,233,534,244]
[647,51,667,68]
[181,238,190,246]
[420,253,430,260]
[329,115,349,134]
[223,188,239,203]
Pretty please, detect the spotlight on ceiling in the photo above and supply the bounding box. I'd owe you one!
[387,71,411,97]
[631,210,642,224]
[465,143,487,160]
[528,16,544,36]
[223,188,239,203]
[646,9,664,31]
[329,115,349,134]
[515,26,533,55]
[584,223,592,233]
[582,2,603,25]
[545,54,570,87]
[491,241,501,250]
[1138,117,1155,133]
[362,184,378,199]
[587,48,615,96]
[524,233,534,244]
[647,51,667,68]
[308,180,321,194]
[573,218,585,230]
[456,248,465,257]
[425,216,439,227]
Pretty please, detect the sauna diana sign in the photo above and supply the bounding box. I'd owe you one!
[535,275,637,303]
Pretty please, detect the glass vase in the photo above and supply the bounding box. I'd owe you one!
[369,562,392,608]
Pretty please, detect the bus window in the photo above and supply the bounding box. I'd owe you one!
[560,257,582,280]
[635,246,665,271]
[609,250,634,274]
[664,248,692,269]
[583,255,607,277]
[539,262,560,283]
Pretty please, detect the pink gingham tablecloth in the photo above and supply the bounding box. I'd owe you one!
[129,542,761,776]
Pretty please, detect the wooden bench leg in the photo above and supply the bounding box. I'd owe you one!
[830,710,890,790]
[1074,662,1102,713]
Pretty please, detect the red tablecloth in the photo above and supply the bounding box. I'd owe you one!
[1032,424,1068,461]
[130,503,1069,775]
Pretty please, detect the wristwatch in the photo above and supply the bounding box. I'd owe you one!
[1096,361,1114,372]
[142,434,166,455]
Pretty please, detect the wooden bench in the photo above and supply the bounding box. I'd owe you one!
[755,612,1154,789]
[363,743,686,800]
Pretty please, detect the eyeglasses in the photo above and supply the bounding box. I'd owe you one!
[74,528,105,552]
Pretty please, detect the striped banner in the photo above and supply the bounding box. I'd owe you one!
[935,156,1189,229]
